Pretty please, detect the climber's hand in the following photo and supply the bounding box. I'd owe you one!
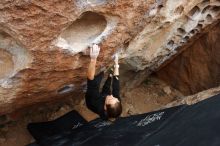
[90,44,100,59]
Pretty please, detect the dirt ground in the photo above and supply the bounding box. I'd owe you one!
[0,76,183,146]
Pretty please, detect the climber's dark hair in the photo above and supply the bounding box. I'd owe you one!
[106,101,122,119]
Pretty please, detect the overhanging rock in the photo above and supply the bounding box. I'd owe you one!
[0,0,220,114]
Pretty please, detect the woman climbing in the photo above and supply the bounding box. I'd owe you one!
[85,44,122,120]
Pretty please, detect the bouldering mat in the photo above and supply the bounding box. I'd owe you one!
[82,105,185,146]
[139,93,220,146]
[27,110,87,143]
[28,105,185,146]
[28,94,220,146]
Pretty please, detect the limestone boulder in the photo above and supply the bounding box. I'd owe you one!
[0,0,220,114]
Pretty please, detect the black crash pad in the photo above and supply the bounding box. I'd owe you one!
[82,105,185,146]
[27,110,87,143]
[28,94,220,146]
[139,93,220,146]
[28,105,185,146]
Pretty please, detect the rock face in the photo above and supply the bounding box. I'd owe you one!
[163,86,220,109]
[157,22,220,95]
[0,0,220,114]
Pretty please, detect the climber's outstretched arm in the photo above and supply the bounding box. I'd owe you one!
[113,53,119,76]
[87,44,100,80]
[112,53,120,99]
[87,59,96,80]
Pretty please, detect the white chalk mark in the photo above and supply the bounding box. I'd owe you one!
[94,121,112,128]
[72,122,83,129]
[137,112,165,127]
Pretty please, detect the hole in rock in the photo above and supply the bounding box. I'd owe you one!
[211,6,220,13]
[177,28,186,35]
[206,14,213,21]
[167,40,174,48]
[0,31,32,81]
[196,23,203,30]
[188,6,200,18]
[124,41,130,48]
[163,21,171,27]
[189,29,196,35]
[193,29,200,34]
[202,5,211,13]
[57,84,75,94]
[199,20,205,23]
[174,6,184,14]
[57,12,107,53]
[158,4,163,8]
[183,36,189,41]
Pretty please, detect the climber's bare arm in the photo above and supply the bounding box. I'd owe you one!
[87,44,100,80]
[114,53,119,76]
[87,59,97,80]
[112,53,120,99]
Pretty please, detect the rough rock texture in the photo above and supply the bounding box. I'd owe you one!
[162,85,220,108]
[0,0,220,114]
[157,22,220,95]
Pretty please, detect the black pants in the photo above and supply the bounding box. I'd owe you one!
[94,71,120,99]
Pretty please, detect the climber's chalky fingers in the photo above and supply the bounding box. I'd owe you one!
[90,44,100,59]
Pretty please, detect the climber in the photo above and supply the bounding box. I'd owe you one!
[85,44,122,120]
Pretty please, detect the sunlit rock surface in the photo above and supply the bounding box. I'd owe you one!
[0,0,220,114]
